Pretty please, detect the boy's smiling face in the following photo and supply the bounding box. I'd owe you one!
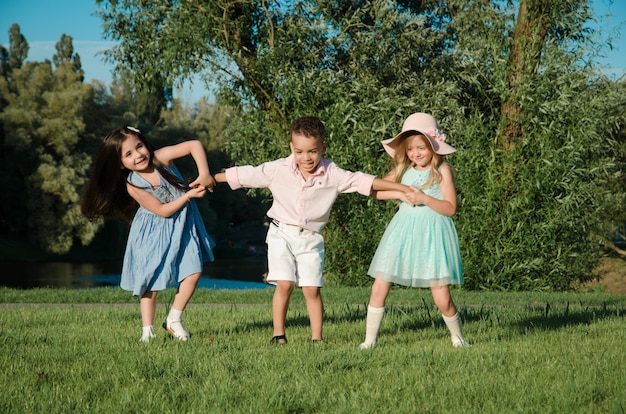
[290,133,326,178]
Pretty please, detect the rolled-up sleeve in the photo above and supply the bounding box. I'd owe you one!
[225,164,274,190]
[224,167,243,190]
[356,173,376,196]
[330,162,376,196]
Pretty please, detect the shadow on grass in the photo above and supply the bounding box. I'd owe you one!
[209,299,625,341]
[509,303,625,332]
[462,301,625,335]
[230,303,373,335]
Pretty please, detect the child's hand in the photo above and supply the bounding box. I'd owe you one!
[186,186,207,200]
[399,193,414,206]
[189,174,216,192]
[406,187,425,205]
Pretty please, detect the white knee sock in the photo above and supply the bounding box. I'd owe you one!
[442,312,468,346]
[361,305,385,348]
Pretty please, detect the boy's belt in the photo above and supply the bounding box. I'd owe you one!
[271,219,313,234]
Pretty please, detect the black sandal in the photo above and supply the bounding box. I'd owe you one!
[270,334,288,345]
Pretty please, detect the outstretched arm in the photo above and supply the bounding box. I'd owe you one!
[155,140,216,191]
[369,172,416,205]
[372,189,415,205]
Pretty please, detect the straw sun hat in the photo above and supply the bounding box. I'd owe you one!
[381,113,456,157]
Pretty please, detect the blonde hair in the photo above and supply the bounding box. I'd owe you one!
[390,133,445,188]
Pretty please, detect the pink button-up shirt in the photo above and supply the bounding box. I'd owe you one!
[224,155,376,233]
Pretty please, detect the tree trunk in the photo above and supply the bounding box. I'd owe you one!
[499,0,552,151]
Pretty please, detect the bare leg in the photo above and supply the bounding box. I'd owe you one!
[430,285,456,316]
[139,291,158,342]
[140,290,158,327]
[302,286,323,341]
[272,280,295,343]
[369,278,393,308]
[172,272,201,311]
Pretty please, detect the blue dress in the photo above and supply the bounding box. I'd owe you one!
[121,165,215,296]
[367,167,463,287]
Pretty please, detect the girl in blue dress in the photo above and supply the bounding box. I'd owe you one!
[82,126,216,342]
[360,113,470,349]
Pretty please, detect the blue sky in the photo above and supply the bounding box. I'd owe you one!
[1,0,625,104]
[0,0,205,103]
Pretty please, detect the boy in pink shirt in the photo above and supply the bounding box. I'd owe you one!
[214,116,416,344]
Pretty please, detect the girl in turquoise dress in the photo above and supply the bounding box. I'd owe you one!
[82,126,216,342]
[360,113,470,349]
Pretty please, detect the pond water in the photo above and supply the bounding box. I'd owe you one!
[0,255,270,290]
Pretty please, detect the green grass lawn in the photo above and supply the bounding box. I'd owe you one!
[1,287,624,413]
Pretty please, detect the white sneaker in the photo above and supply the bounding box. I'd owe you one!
[140,327,156,343]
[359,342,375,350]
[163,317,189,341]
[453,339,472,348]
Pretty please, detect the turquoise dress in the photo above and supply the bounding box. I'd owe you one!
[121,165,215,296]
[368,167,463,287]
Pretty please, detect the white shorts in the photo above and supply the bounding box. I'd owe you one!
[265,220,325,287]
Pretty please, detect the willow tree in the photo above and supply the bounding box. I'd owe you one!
[98,0,464,282]
[448,0,626,289]
[97,0,626,289]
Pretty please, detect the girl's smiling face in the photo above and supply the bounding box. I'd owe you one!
[120,134,152,172]
[406,135,433,170]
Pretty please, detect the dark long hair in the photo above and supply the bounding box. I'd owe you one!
[81,126,187,222]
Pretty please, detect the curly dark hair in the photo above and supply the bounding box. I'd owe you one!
[289,116,325,142]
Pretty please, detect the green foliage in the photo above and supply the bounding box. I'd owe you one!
[197,0,466,285]
[0,28,102,253]
[97,0,626,289]
[449,3,626,290]
[7,23,28,70]
[1,1,624,290]
[0,25,252,255]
